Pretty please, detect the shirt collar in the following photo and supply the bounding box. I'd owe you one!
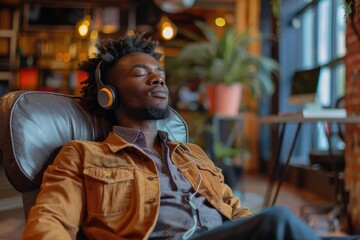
[103,130,185,154]
[113,126,142,145]
[112,125,170,149]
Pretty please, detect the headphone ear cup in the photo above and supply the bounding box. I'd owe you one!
[97,85,118,109]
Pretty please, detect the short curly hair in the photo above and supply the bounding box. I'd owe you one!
[78,31,162,123]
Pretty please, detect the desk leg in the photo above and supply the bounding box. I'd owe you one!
[271,123,302,206]
[262,123,286,208]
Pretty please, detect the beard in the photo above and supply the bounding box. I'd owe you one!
[120,102,170,120]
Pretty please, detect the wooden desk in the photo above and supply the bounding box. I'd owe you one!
[259,110,360,208]
[260,111,360,124]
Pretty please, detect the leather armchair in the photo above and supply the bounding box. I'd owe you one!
[0,90,188,219]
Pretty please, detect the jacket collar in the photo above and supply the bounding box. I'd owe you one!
[103,132,133,153]
[103,132,191,154]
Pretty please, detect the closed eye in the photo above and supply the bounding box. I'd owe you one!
[133,73,147,77]
[130,64,165,78]
[132,69,148,77]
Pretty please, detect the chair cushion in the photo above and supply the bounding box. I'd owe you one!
[0,91,188,193]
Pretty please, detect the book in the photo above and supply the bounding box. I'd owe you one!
[302,108,347,118]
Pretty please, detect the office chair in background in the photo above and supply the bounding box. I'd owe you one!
[301,96,352,233]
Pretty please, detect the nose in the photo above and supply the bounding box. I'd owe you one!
[149,73,165,86]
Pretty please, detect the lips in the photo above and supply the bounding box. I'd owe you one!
[148,87,168,99]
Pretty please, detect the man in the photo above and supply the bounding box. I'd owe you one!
[22,31,355,240]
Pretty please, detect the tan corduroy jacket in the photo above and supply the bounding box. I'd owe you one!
[22,132,252,240]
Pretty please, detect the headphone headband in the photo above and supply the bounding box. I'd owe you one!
[94,60,118,110]
[95,60,105,91]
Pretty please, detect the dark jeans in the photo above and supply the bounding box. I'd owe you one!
[191,205,360,240]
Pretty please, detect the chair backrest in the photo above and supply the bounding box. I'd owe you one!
[0,90,188,218]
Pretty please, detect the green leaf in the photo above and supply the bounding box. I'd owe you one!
[177,28,207,42]
[194,20,218,45]
[168,20,280,99]
[209,58,226,83]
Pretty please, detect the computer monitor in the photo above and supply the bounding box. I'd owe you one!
[288,67,321,105]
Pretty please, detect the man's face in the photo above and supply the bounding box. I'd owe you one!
[109,52,169,120]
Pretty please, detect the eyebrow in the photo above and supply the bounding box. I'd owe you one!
[130,64,164,72]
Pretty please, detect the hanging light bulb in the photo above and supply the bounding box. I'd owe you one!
[77,15,91,38]
[162,25,174,40]
[78,24,89,37]
[158,16,177,40]
[215,17,226,27]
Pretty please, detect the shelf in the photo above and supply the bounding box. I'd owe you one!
[37,59,77,70]
[0,8,19,90]
[0,30,16,38]
[0,72,13,81]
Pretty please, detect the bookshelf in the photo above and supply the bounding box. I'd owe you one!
[0,7,19,95]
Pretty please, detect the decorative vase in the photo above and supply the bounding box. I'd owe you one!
[207,83,243,116]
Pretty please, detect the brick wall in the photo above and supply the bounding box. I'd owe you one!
[344,0,360,233]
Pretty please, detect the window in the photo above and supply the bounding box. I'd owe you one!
[302,8,315,68]
[300,0,346,151]
[260,0,347,165]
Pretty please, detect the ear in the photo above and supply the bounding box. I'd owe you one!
[95,61,118,109]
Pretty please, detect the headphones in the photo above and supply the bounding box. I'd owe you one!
[95,60,118,109]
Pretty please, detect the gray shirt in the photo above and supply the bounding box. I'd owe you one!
[113,126,224,240]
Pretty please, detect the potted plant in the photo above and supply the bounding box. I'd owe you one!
[167,20,279,116]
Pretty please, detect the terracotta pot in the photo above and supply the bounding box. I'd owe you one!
[207,83,243,116]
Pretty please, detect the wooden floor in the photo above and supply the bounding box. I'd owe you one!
[239,173,350,238]
[0,166,25,240]
[0,170,351,240]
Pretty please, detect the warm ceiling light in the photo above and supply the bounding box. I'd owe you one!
[78,24,89,37]
[215,17,226,27]
[162,26,175,40]
[90,30,98,40]
[158,16,177,40]
[77,15,91,37]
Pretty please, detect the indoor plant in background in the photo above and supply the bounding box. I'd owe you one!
[167,20,279,116]
[167,20,280,177]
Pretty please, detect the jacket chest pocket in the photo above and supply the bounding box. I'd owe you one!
[83,168,134,216]
[196,163,225,197]
[197,163,223,183]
